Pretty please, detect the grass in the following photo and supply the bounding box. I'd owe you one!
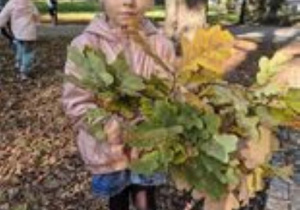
[34,0,100,13]
[35,0,238,25]
[40,13,95,23]
[34,0,164,14]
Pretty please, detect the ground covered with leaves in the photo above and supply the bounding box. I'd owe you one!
[0,34,278,210]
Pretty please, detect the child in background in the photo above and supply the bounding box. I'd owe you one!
[0,0,13,46]
[0,0,39,80]
[62,0,175,209]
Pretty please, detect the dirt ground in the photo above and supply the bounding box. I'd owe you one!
[0,25,297,209]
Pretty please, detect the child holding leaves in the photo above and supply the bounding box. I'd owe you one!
[62,0,175,209]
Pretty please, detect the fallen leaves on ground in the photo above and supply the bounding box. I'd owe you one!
[0,34,294,210]
[0,38,106,210]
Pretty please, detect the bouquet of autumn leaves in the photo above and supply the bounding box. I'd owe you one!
[66,25,300,210]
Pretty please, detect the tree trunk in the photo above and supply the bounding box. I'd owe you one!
[257,0,267,22]
[164,0,208,41]
[238,0,285,24]
[239,0,247,24]
[265,0,285,24]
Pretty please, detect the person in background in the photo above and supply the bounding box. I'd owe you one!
[0,0,13,45]
[0,0,39,80]
[46,0,58,25]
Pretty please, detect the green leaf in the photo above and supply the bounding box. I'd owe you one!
[120,71,146,95]
[284,88,300,113]
[85,108,109,142]
[173,143,187,164]
[211,85,249,114]
[85,108,109,125]
[199,155,224,173]
[257,56,271,85]
[136,125,183,141]
[214,134,238,155]
[67,46,108,90]
[126,133,159,149]
[201,134,238,163]
[106,52,145,95]
[255,106,280,126]
[90,126,106,141]
[147,75,170,94]
[202,112,221,134]
[257,52,292,85]
[140,98,154,119]
[254,83,284,97]
[130,151,161,175]
[152,100,178,125]
[110,53,130,76]
[67,46,89,73]
[201,141,227,163]
[225,167,240,185]
[160,146,175,169]
[190,160,226,199]
[269,107,297,122]
[86,49,114,86]
[236,114,259,140]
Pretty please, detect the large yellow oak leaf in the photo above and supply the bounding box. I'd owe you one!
[181,25,234,76]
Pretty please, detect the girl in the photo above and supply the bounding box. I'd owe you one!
[0,0,39,80]
[62,0,175,209]
[0,0,13,46]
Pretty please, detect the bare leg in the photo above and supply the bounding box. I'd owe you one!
[131,185,157,210]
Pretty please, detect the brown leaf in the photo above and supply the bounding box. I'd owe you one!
[271,58,300,89]
[240,126,274,169]
[191,190,205,200]
[204,193,240,210]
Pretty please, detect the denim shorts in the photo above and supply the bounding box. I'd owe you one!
[92,170,166,198]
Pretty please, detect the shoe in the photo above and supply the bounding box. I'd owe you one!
[14,62,20,69]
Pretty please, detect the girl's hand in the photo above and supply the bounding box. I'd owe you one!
[104,116,123,144]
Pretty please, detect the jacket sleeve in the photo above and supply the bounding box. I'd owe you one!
[0,0,12,28]
[62,36,123,144]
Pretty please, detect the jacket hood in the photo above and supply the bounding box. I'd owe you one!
[84,14,159,42]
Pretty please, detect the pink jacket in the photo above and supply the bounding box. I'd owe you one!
[62,15,175,175]
[0,0,39,41]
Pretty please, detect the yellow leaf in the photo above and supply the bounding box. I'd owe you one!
[238,176,251,207]
[270,52,293,67]
[253,167,265,192]
[180,87,212,112]
[204,193,240,210]
[246,173,255,196]
[180,25,234,76]
[269,165,294,179]
[238,168,265,207]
